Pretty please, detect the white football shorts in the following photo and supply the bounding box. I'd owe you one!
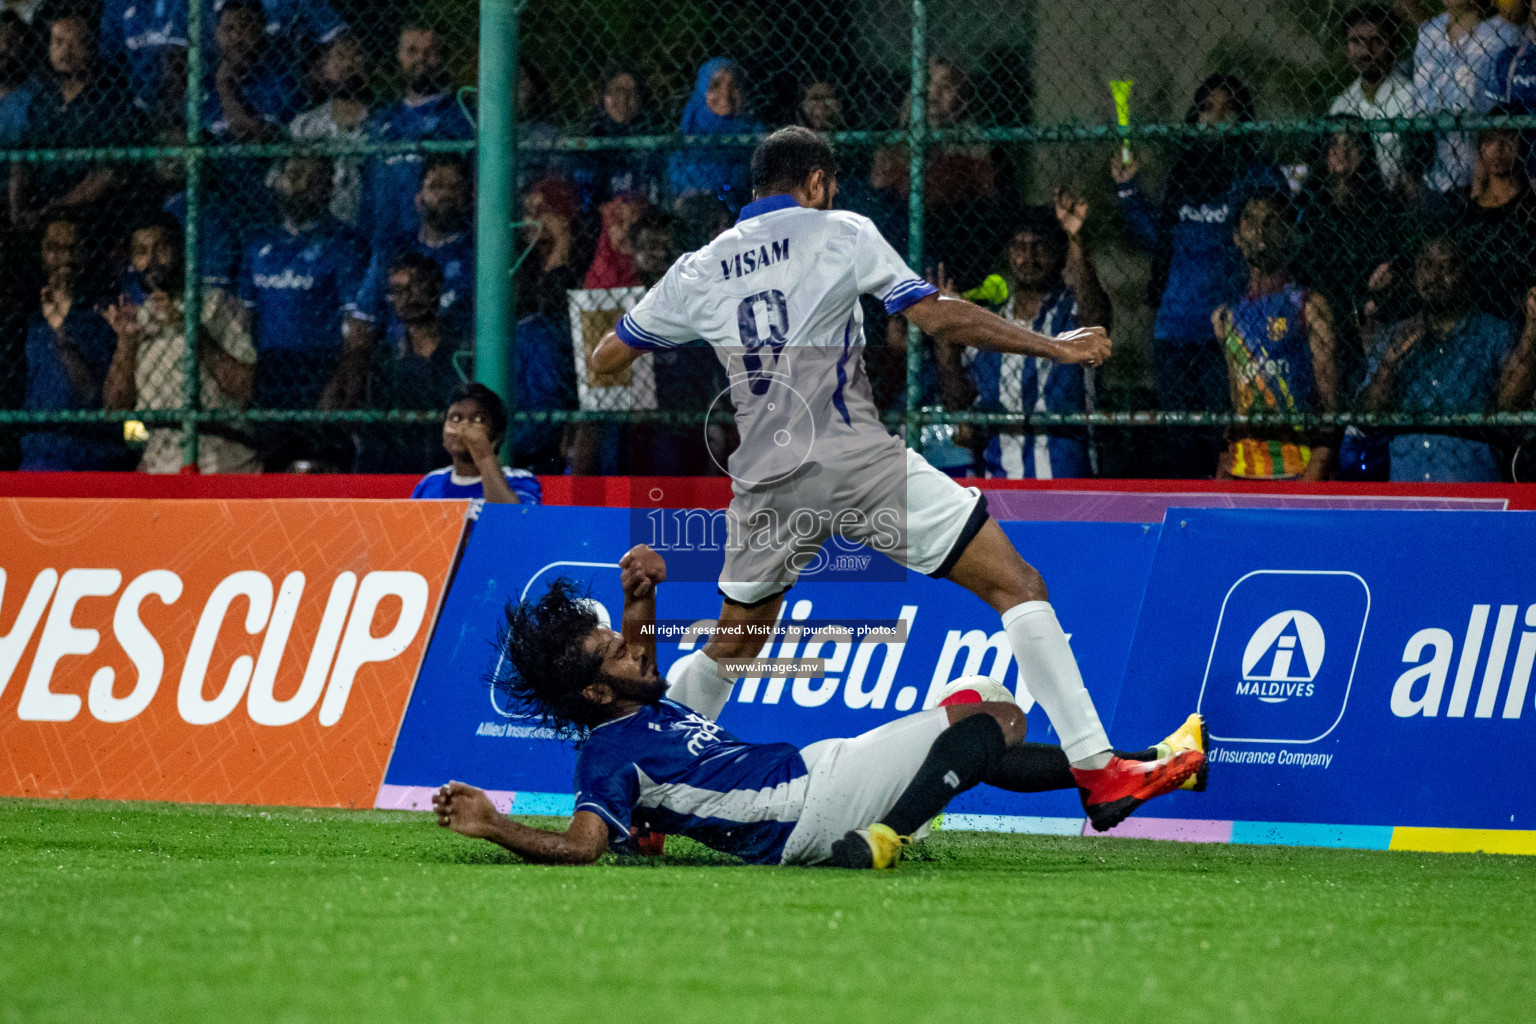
[779,708,950,865]
[718,440,986,607]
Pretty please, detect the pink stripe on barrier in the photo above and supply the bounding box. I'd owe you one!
[374,783,515,814]
[1086,817,1235,843]
[985,490,1506,523]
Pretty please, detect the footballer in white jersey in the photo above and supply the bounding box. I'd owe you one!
[590,127,1204,839]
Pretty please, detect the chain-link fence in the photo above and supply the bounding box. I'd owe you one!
[2,0,1535,482]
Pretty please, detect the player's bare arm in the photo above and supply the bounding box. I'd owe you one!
[432,782,609,864]
[619,543,665,665]
[590,330,642,376]
[902,292,1112,366]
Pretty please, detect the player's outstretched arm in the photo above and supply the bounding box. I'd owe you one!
[619,543,665,667]
[903,294,1112,366]
[433,781,608,865]
[591,330,645,376]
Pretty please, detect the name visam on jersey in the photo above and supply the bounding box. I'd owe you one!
[615,194,935,486]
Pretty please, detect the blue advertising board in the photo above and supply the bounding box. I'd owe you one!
[380,505,1161,824]
[1111,509,1536,840]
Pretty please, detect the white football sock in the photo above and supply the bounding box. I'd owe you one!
[665,649,735,721]
[1001,600,1112,768]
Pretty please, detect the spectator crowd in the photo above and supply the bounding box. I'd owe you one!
[1,0,1535,483]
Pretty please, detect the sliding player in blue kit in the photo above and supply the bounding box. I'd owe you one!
[432,544,1206,868]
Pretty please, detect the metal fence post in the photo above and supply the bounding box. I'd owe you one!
[476,0,520,445]
[904,0,928,450]
[180,0,205,470]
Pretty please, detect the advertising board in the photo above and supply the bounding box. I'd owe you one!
[0,499,466,807]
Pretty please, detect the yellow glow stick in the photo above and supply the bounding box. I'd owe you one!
[1110,80,1134,165]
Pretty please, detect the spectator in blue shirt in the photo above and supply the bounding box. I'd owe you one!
[1487,6,1536,113]
[511,313,579,476]
[411,382,542,505]
[1361,233,1522,481]
[331,153,474,407]
[205,0,303,232]
[21,216,125,470]
[1113,73,1284,477]
[0,14,39,206]
[238,153,368,411]
[12,15,143,247]
[98,0,192,117]
[143,126,240,289]
[98,0,347,118]
[356,251,466,474]
[205,0,302,144]
[358,22,475,249]
[572,62,663,214]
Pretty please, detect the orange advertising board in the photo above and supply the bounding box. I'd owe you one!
[0,499,467,807]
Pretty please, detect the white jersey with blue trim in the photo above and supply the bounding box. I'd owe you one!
[573,698,809,865]
[615,195,936,480]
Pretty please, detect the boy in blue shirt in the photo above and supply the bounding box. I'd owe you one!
[411,382,541,505]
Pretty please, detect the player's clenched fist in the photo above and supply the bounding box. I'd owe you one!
[619,543,667,598]
[1054,326,1112,367]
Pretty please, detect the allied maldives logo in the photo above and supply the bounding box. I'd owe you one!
[1197,571,1370,744]
[1238,610,1325,702]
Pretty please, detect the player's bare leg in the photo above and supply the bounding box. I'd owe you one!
[663,591,788,720]
[941,519,1109,762]
[942,518,1203,830]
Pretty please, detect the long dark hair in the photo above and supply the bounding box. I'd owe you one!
[1303,115,1392,209]
[489,579,610,740]
[587,61,654,134]
[1167,73,1260,205]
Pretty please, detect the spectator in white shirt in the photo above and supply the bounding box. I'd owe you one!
[1411,0,1520,194]
[288,32,369,227]
[1330,4,1416,190]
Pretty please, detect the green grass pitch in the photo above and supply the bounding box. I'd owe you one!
[3,797,1534,1024]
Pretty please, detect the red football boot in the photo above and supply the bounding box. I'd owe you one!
[632,828,666,856]
[1072,750,1205,832]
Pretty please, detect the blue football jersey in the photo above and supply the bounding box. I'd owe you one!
[22,309,124,470]
[572,698,809,865]
[100,0,347,109]
[350,231,475,340]
[238,219,369,352]
[410,466,542,504]
[163,192,240,288]
[359,96,476,247]
[200,59,303,140]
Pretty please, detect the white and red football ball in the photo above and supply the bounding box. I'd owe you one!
[934,674,1017,707]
